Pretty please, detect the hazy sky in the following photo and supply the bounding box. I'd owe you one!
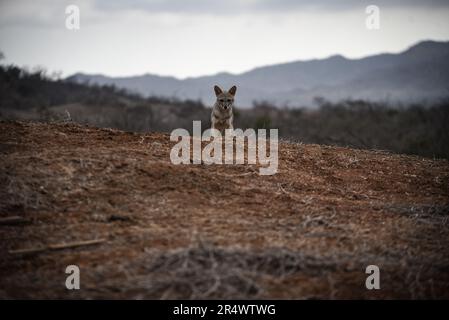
[1,0,449,78]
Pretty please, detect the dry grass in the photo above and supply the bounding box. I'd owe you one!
[0,120,448,299]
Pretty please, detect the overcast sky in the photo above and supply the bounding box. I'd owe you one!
[1,0,449,79]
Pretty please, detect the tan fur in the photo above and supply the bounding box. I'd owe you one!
[211,85,236,134]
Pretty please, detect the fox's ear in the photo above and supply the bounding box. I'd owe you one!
[228,85,237,96]
[214,85,223,96]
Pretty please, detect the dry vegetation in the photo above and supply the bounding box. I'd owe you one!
[0,120,449,299]
[2,64,449,160]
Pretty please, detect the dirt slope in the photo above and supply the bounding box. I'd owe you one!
[0,121,448,299]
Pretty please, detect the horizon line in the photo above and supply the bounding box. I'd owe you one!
[4,38,447,81]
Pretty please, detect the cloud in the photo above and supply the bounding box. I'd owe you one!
[92,0,449,14]
[2,0,449,28]
[1,0,449,79]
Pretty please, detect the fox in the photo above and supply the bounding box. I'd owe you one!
[211,85,236,135]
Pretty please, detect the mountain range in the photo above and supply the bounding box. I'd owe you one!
[67,40,449,108]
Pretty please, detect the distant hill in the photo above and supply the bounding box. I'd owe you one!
[67,40,449,108]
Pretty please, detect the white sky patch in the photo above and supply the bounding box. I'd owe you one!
[0,0,449,78]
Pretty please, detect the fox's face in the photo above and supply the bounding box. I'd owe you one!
[214,85,237,111]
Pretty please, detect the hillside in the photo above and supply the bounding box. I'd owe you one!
[68,40,449,107]
[3,64,449,161]
[1,121,449,299]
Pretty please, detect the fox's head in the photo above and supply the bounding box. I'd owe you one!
[214,85,237,111]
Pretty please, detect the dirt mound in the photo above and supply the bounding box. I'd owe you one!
[0,121,448,299]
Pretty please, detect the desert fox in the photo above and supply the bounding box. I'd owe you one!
[211,85,236,134]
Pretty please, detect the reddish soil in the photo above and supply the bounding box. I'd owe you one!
[0,120,448,299]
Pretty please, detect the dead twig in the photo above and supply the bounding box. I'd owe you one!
[9,238,106,255]
[0,216,28,226]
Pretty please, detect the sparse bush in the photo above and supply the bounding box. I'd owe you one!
[1,63,449,159]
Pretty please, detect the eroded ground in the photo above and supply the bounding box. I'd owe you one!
[0,121,448,299]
